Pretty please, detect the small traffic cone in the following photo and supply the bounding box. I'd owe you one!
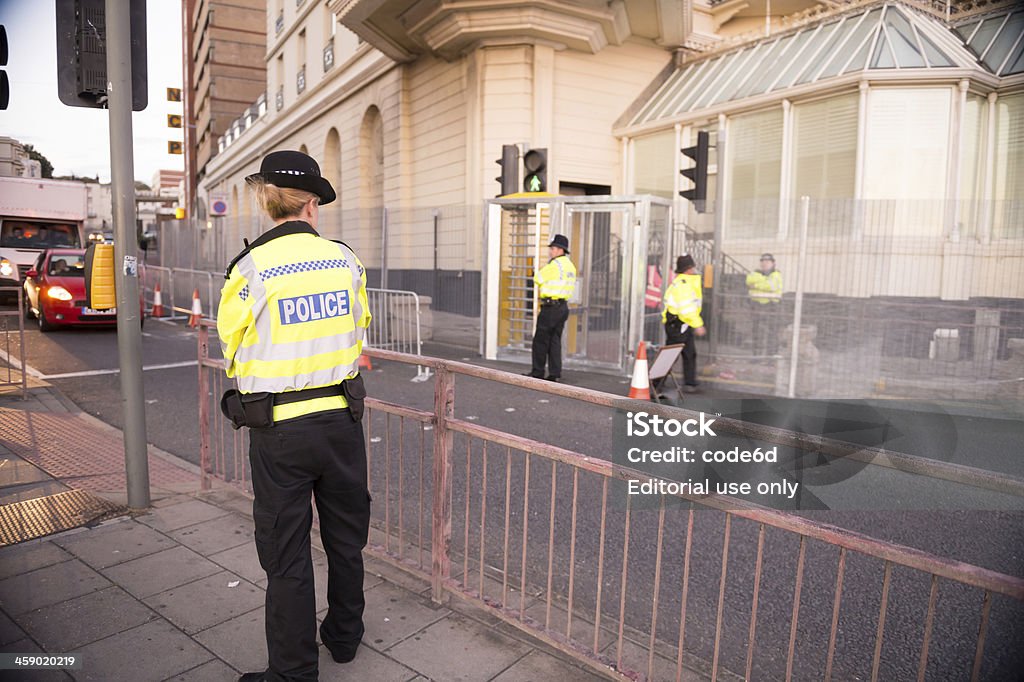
[188,288,203,327]
[358,353,373,371]
[151,283,164,317]
[627,341,651,400]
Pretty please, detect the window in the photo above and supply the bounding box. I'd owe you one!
[863,88,950,200]
[993,93,1024,239]
[792,93,857,200]
[632,130,675,200]
[1,222,80,249]
[958,94,987,237]
[727,107,783,237]
[862,88,950,237]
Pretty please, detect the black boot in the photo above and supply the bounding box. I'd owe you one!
[238,673,267,682]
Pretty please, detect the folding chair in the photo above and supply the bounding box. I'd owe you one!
[648,343,685,403]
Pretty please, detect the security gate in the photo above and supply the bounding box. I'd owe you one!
[483,195,672,374]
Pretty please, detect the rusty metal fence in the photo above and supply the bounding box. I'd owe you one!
[0,287,27,398]
[196,322,1023,680]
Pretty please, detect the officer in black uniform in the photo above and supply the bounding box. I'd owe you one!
[217,151,372,682]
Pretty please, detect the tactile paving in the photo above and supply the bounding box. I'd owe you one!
[0,488,126,546]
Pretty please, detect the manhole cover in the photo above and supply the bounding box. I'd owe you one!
[0,489,127,546]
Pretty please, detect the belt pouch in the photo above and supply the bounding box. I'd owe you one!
[219,389,247,430]
[241,391,275,428]
[342,375,367,422]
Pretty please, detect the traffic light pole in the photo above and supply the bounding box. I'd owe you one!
[709,126,725,360]
[106,0,150,509]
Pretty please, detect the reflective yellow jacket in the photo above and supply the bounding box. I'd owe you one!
[217,221,372,422]
[746,269,783,304]
[534,255,577,300]
[662,273,703,328]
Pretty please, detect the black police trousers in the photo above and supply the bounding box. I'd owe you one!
[665,316,698,385]
[249,408,371,682]
[530,300,569,378]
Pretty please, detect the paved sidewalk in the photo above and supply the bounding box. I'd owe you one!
[0,384,605,681]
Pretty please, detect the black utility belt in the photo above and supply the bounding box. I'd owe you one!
[219,375,366,430]
[540,298,567,306]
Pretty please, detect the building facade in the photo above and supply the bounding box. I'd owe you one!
[200,0,1024,396]
[0,137,28,178]
[184,0,267,211]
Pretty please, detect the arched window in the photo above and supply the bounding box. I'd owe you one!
[320,127,343,238]
[359,106,384,277]
[323,127,341,195]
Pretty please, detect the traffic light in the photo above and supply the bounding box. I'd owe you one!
[174,207,186,220]
[168,141,183,155]
[523,148,547,193]
[1,25,9,110]
[680,131,709,212]
[55,0,148,111]
[495,144,518,197]
[167,114,182,128]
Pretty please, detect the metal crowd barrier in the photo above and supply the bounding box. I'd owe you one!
[141,265,218,322]
[195,323,1024,681]
[365,288,430,381]
[0,287,27,398]
[145,268,430,381]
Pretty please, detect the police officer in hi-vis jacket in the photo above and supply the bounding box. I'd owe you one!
[661,254,706,393]
[526,234,576,382]
[217,150,372,682]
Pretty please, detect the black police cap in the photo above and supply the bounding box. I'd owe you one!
[245,150,336,205]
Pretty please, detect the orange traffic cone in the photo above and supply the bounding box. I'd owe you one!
[188,288,203,327]
[358,353,373,371]
[151,282,164,317]
[627,341,651,400]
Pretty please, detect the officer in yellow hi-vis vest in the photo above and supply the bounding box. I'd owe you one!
[746,252,783,356]
[217,151,372,682]
[526,234,576,382]
[660,254,706,393]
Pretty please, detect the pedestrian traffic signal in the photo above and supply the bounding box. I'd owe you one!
[523,148,547,193]
[1,25,9,110]
[680,131,709,212]
[55,0,148,111]
[495,144,518,197]
[167,87,181,102]
[167,114,182,128]
[174,207,186,220]
[168,141,183,154]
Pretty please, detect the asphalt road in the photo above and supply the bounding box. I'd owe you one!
[2,311,1023,680]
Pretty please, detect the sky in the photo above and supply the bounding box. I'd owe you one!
[0,0,184,185]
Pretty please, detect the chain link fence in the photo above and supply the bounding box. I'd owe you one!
[689,197,1024,401]
[149,196,1023,401]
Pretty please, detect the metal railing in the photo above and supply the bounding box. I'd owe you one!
[195,328,1024,681]
[0,287,27,398]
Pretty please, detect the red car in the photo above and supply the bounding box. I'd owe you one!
[23,249,144,331]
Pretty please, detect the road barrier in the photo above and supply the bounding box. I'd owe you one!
[196,323,1024,681]
[141,265,217,322]
[365,287,430,381]
[157,266,432,379]
[0,287,27,398]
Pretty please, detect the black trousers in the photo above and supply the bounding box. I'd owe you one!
[665,316,698,386]
[249,408,371,682]
[530,300,569,378]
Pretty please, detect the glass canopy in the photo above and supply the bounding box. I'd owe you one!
[953,8,1024,76]
[629,2,981,128]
